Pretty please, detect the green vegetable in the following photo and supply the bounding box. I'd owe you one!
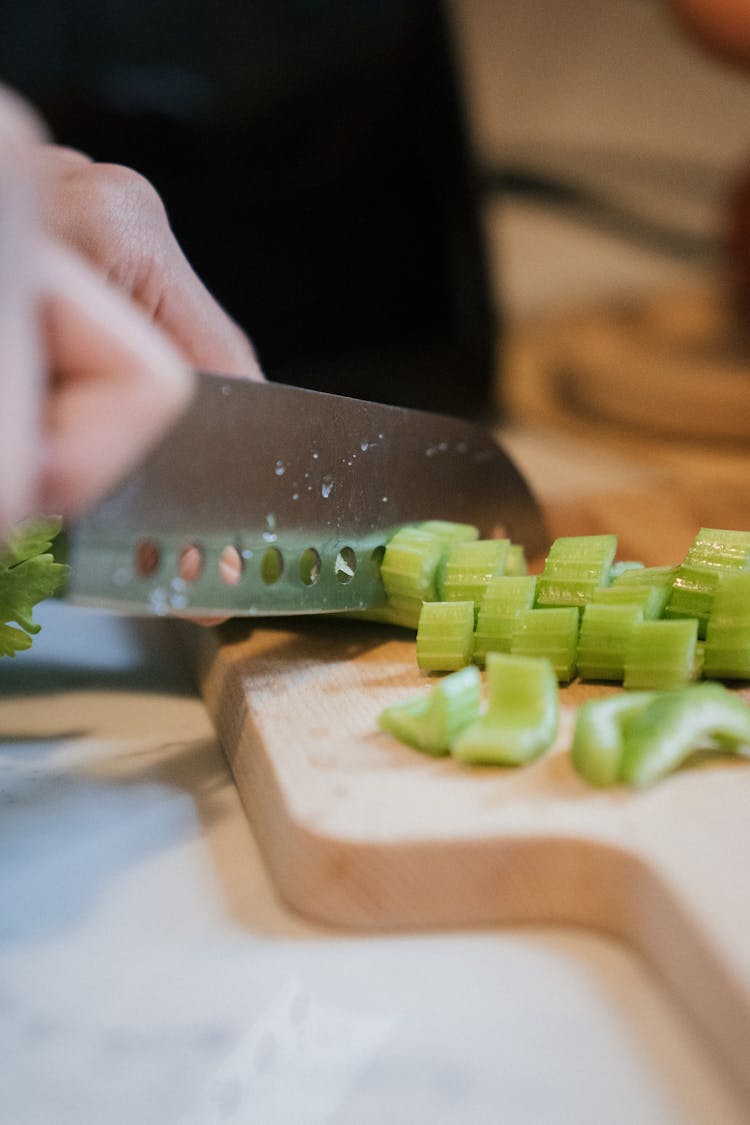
[623,618,699,690]
[0,516,70,657]
[510,606,580,683]
[703,571,750,680]
[380,526,445,604]
[416,601,475,672]
[612,564,677,590]
[619,682,750,787]
[591,583,669,620]
[577,603,643,682]
[452,652,559,765]
[417,520,479,547]
[535,534,617,610]
[436,538,510,614]
[378,665,482,755]
[504,544,528,577]
[665,527,750,638]
[571,691,657,786]
[473,575,537,665]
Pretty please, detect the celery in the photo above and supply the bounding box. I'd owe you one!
[473,575,537,665]
[591,583,669,620]
[380,526,445,603]
[665,528,750,638]
[452,653,559,765]
[378,665,482,756]
[619,683,750,787]
[623,618,699,690]
[416,601,475,673]
[417,520,479,546]
[703,571,750,679]
[609,561,644,581]
[504,544,528,577]
[510,606,580,683]
[571,691,657,786]
[535,534,617,610]
[577,603,643,682]
[612,564,677,589]
[436,538,511,613]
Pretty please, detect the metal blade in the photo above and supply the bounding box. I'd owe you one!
[68,373,546,616]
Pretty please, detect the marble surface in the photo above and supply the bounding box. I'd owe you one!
[1,602,748,1125]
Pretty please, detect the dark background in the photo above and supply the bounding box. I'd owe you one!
[1,0,498,417]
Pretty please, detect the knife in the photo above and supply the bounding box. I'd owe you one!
[67,373,546,617]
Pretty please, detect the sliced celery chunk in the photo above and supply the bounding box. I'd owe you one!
[452,653,559,765]
[380,526,445,603]
[577,603,643,682]
[436,538,511,611]
[624,618,699,690]
[511,606,580,683]
[665,527,750,638]
[473,575,537,665]
[417,520,479,547]
[416,600,475,672]
[609,561,644,581]
[378,665,482,756]
[591,583,668,620]
[619,682,750,787]
[612,564,677,589]
[505,544,528,577]
[571,691,657,786]
[703,571,750,680]
[535,534,617,610]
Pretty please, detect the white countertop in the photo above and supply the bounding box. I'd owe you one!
[1,602,748,1125]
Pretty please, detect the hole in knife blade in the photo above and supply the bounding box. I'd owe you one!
[261,546,284,585]
[370,545,386,576]
[179,543,205,583]
[335,546,356,584]
[134,538,161,578]
[219,544,243,586]
[299,548,321,586]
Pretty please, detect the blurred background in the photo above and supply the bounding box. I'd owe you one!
[2,0,750,421]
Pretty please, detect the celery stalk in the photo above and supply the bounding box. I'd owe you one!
[665,527,750,638]
[624,618,699,690]
[416,601,475,672]
[535,534,617,610]
[473,575,537,665]
[571,691,657,786]
[378,665,482,755]
[510,606,580,683]
[577,603,643,682]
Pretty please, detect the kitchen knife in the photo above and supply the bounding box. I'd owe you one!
[68,373,546,616]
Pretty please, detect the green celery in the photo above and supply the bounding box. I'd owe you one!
[703,570,750,679]
[380,526,445,603]
[510,606,580,683]
[452,653,559,765]
[473,575,537,665]
[436,538,511,613]
[535,534,617,610]
[590,583,668,620]
[0,516,70,657]
[665,528,750,638]
[504,544,528,577]
[619,683,750,787]
[623,618,699,690]
[378,665,482,756]
[571,691,657,786]
[577,603,643,682]
[417,520,479,546]
[416,601,475,673]
[612,564,677,589]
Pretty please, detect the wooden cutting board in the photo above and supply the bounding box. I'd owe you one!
[188,287,750,1097]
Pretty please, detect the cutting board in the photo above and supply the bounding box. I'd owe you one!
[189,286,750,1097]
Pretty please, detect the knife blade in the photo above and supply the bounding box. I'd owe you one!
[68,373,546,616]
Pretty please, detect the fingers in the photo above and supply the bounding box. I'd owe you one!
[37,240,194,519]
[34,152,264,380]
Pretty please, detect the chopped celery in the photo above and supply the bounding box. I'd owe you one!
[591,583,669,620]
[624,618,698,690]
[473,575,537,665]
[452,653,559,765]
[510,606,580,683]
[416,600,475,673]
[380,526,445,603]
[577,603,643,682]
[703,571,750,679]
[612,564,677,589]
[619,683,750,787]
[417,520,479,546]
[378,665,482,756]
[665,527,750,638]
[571,691,657,786]
[535,534,617,610]
[609,560,644,581]
[436,538,511,612]
[351,596,423,631]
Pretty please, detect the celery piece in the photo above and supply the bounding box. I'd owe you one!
[619,682,750,787]
[535,534,617,610]
[510,606,580,683]
[571,691,657,787]
[452,653,559,765]
[703,570,750,679]
[665,528,750,638]
[473,575,537,665]
[416,600,475,672]
[612,564,677,589]
[378,665,482,756]
[436,538,511,613]
[504,544,528,577]
[417,520,479,547]
[590,583,668,620]
[380,526,445,603]
[577,603,643,682]
[623,618,699,690]
[350,595,423,631]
